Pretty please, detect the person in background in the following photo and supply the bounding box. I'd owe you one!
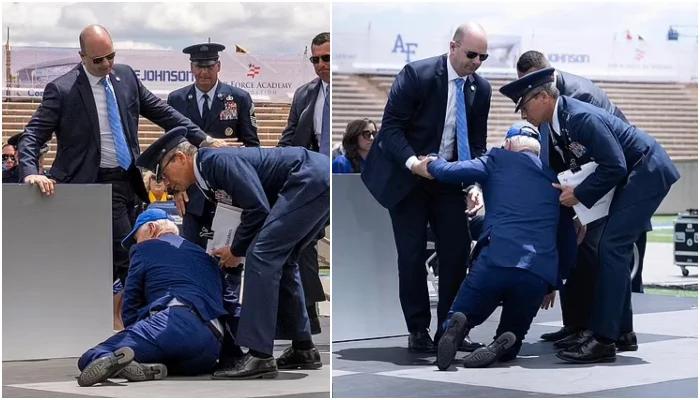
[145,173,169,203]
[332,119,376,174]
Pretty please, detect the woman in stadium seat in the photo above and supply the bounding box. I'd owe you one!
[332,118,376,173]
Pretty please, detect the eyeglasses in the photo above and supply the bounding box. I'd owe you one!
[309,54,330,64]
[360,130,376,140]
[156,153,177,181]
[2,154,16,161]
[465,50,488,62]
[84,51,116,65]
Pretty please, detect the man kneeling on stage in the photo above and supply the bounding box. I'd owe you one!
[413,122,572,369]
[77,208,226,387]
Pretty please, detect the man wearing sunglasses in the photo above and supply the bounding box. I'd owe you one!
[277,32,331,352]
[362,22,491,354]
[17,24,217,330]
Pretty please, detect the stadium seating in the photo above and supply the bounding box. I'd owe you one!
[332,73,698,161]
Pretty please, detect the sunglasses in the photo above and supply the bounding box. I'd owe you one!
[85,51,116,65]
[465,50,488,62]
[360,130,376,140]
[309,54,330,64]
[2,154,16,161]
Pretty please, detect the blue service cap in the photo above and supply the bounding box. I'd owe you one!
[136,126,189,181]
[182,43,225,67]
[499,67,555,112]
[505,121,540,142]
[121,208,173,248]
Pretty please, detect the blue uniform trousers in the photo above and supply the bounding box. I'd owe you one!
[78,307,221,376]
[446,255,549,360]
[590,191,667,340]
[236,190,330,355]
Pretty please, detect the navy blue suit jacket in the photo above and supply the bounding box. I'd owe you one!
[362,54,491,209]
[556,70,628,123]
[121,234,227,327]
[168,81,259,145]
[18,63,206,201]
[428,148,564,286]
[195,146,330,257]
[555,96,680,209]
[278,77,323,151]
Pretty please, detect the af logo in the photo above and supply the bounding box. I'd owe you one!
[392,34,418,63]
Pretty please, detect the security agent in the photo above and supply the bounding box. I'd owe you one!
[168,42,260,367]
[76,208,226,386]
[136,127,329,379]
[499,68,680,363]
[412,122,571,369]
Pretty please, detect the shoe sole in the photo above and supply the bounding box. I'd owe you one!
[211,370,279,380]
[118,362,168,382]
[78,347,134,387]
[555,352,616,364]
[463,332,516,368]
[277,362,323,370]
[437,312,467,371]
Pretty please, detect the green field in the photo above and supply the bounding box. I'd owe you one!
[645,287,698,297]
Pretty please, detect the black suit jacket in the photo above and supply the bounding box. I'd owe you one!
[362,54,491,209]
[18,63,207,201]
[278,77,323,151]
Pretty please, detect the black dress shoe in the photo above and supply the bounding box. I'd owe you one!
[408,330,436,353]
[78,347,134,387]
[556,336,616,364]
[117,362,168,382]
[553,330,592,349]
[276,346,322,370]
[459,336,484,352]
[540,326,576,342]
[437,312,467,370]
[463,331,517,368]
[211,353,278,379]
[616,331,638,352]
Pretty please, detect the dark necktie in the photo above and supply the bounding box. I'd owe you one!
[202,93,210,121]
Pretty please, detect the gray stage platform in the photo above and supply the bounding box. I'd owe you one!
[3,317,330,398]
[332,293,698,397]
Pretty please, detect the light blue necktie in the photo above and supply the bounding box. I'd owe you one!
[320,84,330,156]
[454,78,471,161]
[101,77,132,170]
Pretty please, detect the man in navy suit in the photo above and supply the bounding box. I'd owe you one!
[414,122,566,369]
[136,127,329,379]
[500,68,680,363]
[168,42,260,367]
[278,32,331,336]
[16,25,222,329]
[77,209,226,386]
[361,22,491,352]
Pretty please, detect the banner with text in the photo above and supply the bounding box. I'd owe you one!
[4,46,317,103]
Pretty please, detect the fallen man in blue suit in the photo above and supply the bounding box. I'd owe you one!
[77,208,227,386]
[413,122,573,369]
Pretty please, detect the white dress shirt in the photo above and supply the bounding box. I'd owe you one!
[405,59,472,170]
[313,80,329,143]
[195,81,218,118]
[83,65,119,168]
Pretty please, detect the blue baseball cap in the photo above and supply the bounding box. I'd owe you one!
[121,208,172,248]
[505,121,540,142]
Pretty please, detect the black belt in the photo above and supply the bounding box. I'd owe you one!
[98,167,130,181]
[168,305,223,342]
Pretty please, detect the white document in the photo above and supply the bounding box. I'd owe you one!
[206,203,243,253]
[557,161,615,225]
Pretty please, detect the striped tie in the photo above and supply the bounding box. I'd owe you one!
[101,77,132,170]
[454,78,471,161]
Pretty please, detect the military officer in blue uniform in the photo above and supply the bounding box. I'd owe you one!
[413,122,570,369]
[167,42,260,368]
[499,68,680,363]
[77,208,227,386]
[135,126,329,379]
